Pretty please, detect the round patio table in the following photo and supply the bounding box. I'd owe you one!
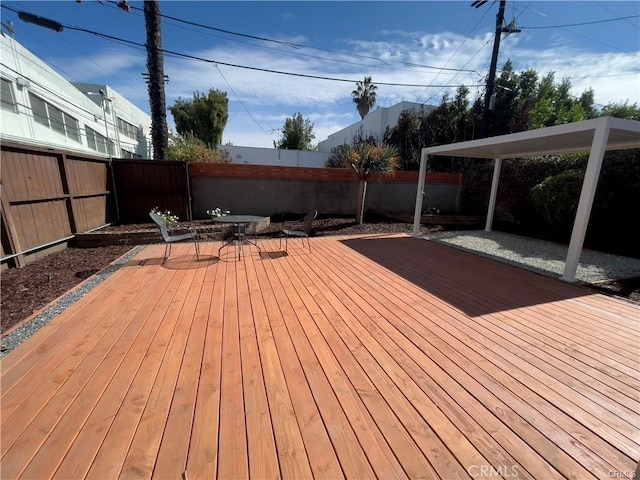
[211,215,267,260]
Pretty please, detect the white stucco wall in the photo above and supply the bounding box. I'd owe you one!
[220,145,329,167]
[0,35,151,158]
[317,101,436,152]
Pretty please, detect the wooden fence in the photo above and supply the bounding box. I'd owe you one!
[1,143,111,267]
[111,159,190,224]
[1,146,461,268]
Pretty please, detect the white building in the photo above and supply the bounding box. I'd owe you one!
[317,101,436,153]
[0,34,151,158]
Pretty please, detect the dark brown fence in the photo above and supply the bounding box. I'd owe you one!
[1,142,111,267]
[111,159,190,224]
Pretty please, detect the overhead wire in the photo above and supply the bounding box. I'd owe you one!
[415,0,494,106]
[5,2,636,141]
[102,0,480,74]
[0,6,483,90]
[4,37,144,99]
[1,62,123,133]
[519,3,634,52]
[11,1,143,93]
[212,64,275,143]
[519,14,639,29]
[593,1,639,31]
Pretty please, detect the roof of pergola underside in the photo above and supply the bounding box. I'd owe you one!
[422,117,640,160]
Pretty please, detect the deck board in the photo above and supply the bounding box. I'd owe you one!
[1,234,638,479]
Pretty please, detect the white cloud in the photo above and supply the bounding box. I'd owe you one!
[55,48,145,82]
[80,27,638,148]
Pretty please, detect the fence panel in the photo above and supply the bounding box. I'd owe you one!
[111,159,190,223]
[1,143,110,268]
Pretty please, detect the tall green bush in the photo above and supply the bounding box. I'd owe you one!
[168,133,231,163]
[530,169,585,238]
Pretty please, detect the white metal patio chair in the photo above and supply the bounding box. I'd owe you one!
[149,211,200,263]
[279,210,317,252]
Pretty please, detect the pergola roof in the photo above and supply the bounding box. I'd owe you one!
[423,116,640,159]
[413,116,640,283]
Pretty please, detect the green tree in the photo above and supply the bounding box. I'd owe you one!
[531,169,585,236]
[275,113,315,150]
[528,72,593,128]
[600,101,640,120]
[344,142,399,224]
[169,89,229,147]
[384,86,475,171]
[352,76,377,119]
[383,108,425,170]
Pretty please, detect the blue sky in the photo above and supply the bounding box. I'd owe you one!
[2,1,639,148]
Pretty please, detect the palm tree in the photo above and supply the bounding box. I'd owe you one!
[144,0,169,160]
[352,76,377,119]
[344,142,399,224]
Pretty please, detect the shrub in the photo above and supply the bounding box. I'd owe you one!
[168,132,231,163]
[530,169,584,238]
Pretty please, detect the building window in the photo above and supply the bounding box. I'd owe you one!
[86,126,114,155]
[30,93,48,126]
[65,114,81,143]
[120,148,141,159]
[28,92,81,143]
[1,78,17,112]
[117,117,140,139]
[49,103,66,136]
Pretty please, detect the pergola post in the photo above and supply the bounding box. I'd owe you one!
[412,149,428,236]
[561,117,611,282]
[485,158,502,231]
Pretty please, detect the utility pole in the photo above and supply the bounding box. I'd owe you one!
[143,0,169,160]
[479,0,506,138]
[472,0,519,138]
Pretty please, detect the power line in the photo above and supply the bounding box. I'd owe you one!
[101,0,479,74]
[520,4,634,53]
[1,62,122,131]
[5,35,143,98]
[212,64,274,143]
[520,14,639,29]
[2,6,484,89]
[416,1,490,105]
[91,1,482,76]
[593,1,640,31]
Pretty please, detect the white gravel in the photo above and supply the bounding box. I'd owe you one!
[423,230,640,283]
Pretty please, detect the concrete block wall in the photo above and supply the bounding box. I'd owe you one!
[191,177,460,219]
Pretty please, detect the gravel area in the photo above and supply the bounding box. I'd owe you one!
[0,246,144,359]
[424,230,640,283]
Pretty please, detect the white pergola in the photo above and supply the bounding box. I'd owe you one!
[412,116,640,282]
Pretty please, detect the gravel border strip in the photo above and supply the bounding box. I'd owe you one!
[0,246,145,360]
[423,230,640,283]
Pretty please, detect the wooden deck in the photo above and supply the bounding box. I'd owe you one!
[1,234,638,479]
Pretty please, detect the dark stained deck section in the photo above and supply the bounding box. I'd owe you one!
[2,234,638,479]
